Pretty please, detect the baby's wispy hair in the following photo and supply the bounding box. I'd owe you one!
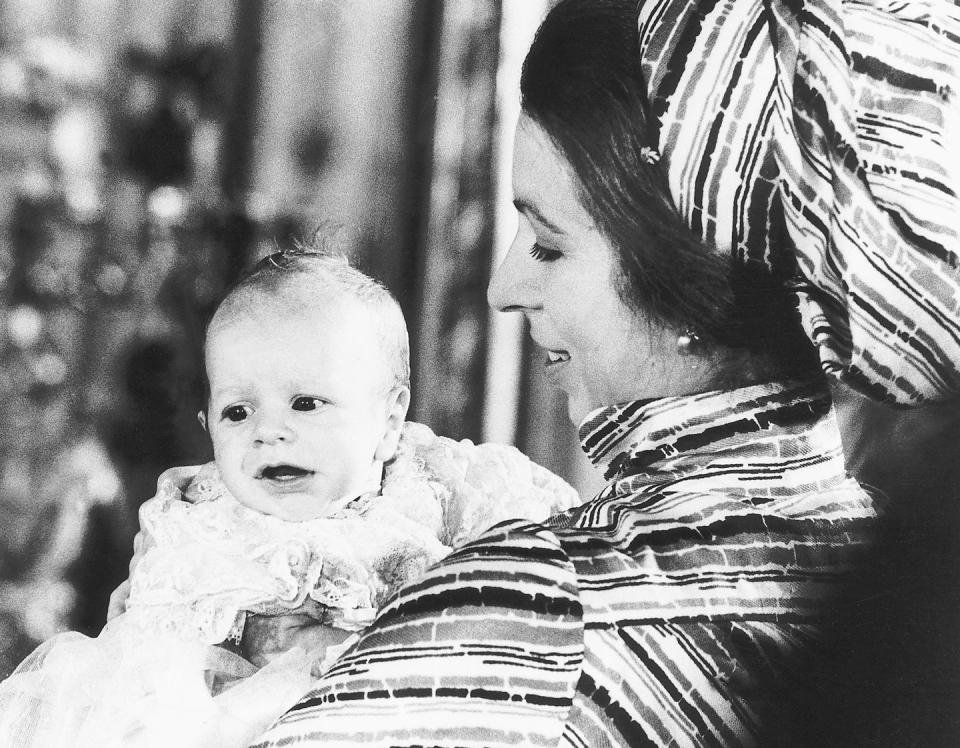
[209,228,411,391]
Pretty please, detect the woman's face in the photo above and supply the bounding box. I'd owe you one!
[488,115,706,423]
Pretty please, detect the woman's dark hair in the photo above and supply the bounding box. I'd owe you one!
[521,0,819,377]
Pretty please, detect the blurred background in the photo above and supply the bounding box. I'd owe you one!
[1,0,958,703]
[0,0,607,674]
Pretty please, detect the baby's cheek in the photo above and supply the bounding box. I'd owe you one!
[216,454,265,513]
[209,425,238,457]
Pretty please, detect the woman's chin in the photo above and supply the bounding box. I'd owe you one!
[564,392,596,427]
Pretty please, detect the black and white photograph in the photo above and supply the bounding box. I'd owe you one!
[0,1,957,745]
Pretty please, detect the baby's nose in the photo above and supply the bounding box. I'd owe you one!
[252,414,294,445]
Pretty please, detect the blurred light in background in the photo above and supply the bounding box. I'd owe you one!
[0,0,600,675]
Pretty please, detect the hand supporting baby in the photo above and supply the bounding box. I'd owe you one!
[240,599,354,670]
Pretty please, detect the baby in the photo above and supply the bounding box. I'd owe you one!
[0,248,578,748]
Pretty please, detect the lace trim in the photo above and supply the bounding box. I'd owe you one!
[128,421,579,646]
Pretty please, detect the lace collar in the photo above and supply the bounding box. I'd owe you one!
[578,378,836,483]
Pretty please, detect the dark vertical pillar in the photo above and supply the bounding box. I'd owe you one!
[219,0,266,276]
[409,0,502,441]
[363,0,442,333]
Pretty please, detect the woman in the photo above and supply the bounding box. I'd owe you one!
[247,2,881,746]
[121,0,958,745]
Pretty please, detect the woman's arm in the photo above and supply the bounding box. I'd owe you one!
[250,520,584,748]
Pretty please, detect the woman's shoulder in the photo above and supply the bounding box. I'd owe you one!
[371,516,583,627]
[538,473,879,627]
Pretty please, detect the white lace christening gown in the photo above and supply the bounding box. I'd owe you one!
[0,422,578,748]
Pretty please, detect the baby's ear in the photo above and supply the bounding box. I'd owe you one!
[374,386,411,462]
[197,410,208,432]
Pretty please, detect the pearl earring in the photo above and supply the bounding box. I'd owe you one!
[676,328,702,356]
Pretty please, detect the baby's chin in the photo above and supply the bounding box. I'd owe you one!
[223,479,334,522]
[270,496,337,522]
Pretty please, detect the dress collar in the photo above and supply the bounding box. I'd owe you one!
[578,378,835,482]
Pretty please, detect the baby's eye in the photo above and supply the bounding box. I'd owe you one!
[292,396,325,412]
[221,404,250,422]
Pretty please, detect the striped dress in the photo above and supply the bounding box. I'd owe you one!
[252,379,877,747]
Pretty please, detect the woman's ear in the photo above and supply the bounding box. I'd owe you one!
[374,386,411,462]
[197,410,208,432]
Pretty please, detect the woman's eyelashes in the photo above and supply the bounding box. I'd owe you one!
[529,242,562,262]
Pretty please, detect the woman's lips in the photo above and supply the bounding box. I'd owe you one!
[543,350,571,388]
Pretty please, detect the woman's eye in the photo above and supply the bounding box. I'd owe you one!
[292,396,324,412]
[529,242,562,262]
[221,405,250,422]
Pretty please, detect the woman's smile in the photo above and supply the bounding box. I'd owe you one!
[542,348,572,388]
[544,349,570,366]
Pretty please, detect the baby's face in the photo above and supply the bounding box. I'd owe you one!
[203,293,405,521]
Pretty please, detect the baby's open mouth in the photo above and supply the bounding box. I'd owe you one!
[257,464,313,481]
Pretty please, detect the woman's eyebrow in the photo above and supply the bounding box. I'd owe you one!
[513,198,566,235]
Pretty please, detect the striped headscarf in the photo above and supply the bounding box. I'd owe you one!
[638,0,960,406]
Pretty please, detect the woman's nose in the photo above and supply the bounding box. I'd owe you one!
[487,234,538,313]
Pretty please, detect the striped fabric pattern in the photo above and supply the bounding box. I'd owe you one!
[253,380,877,747]
[637,0,960,405]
